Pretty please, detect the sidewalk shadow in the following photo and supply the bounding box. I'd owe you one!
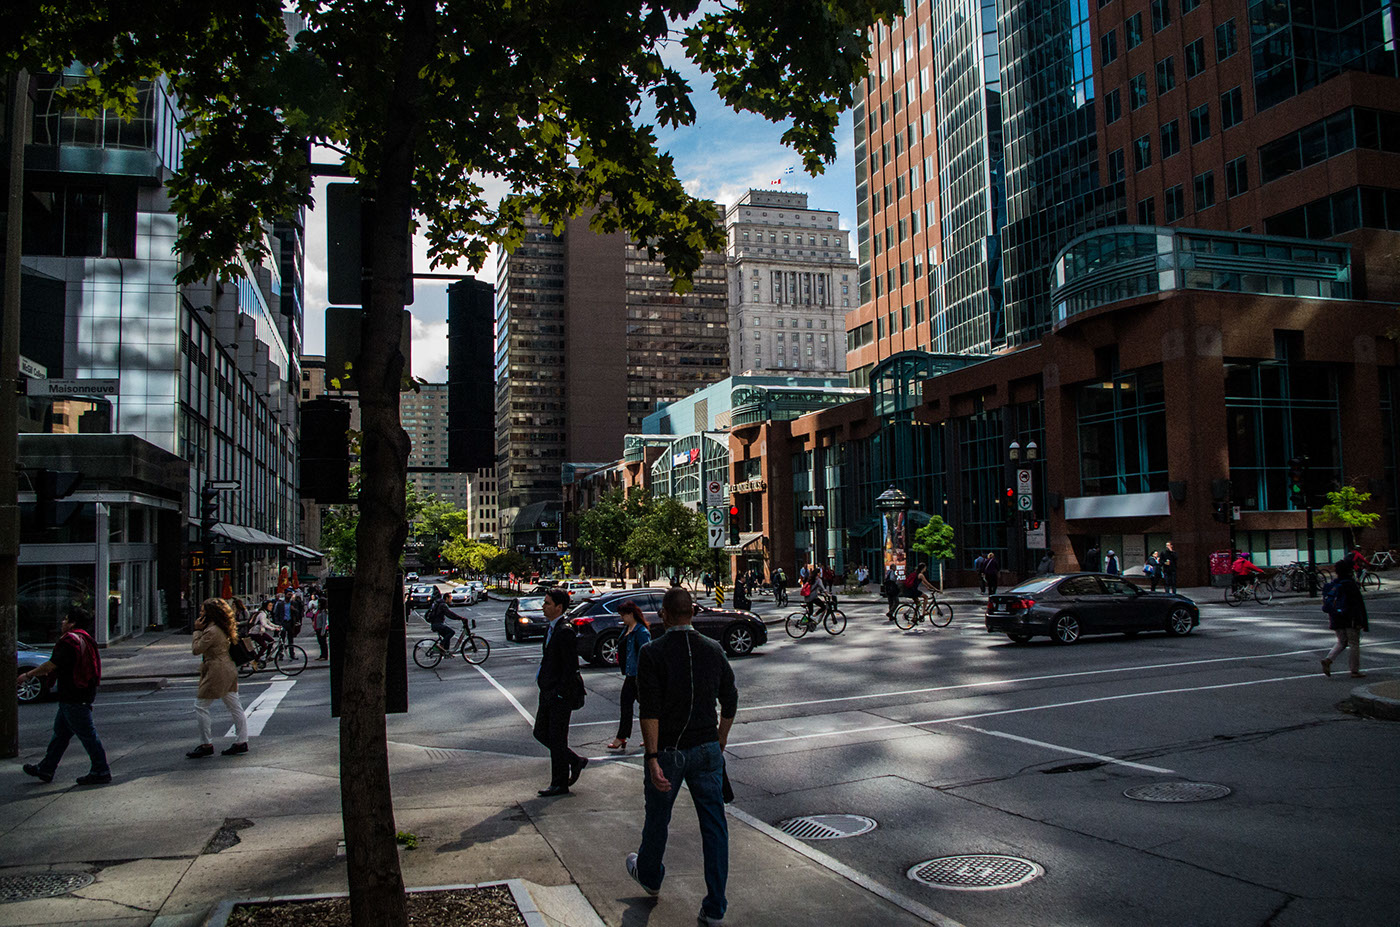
[434,806,533,853]
[620,897,658,926]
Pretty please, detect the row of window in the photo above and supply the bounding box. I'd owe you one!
[1258,107,1400,186]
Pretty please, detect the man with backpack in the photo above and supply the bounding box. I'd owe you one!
[19,607,112,786]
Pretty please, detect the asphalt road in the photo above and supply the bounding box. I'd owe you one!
[22,585,1399,927]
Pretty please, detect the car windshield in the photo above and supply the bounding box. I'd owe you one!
[1007,578,1060,594]
[565,598,597,617]
[518,597,544,610]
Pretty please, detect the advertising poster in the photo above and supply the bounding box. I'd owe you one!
[882,509,907,580]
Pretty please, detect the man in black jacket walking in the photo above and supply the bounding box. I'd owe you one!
[534,589,586,796]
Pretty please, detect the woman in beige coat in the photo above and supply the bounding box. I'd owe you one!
[187,598,249,758]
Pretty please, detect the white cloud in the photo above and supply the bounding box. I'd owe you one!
[409,311,450,383]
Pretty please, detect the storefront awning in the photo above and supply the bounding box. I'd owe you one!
[722,532,765,555]
[212,523,292,547]
[1064,491,1171,520]
[287,544,324,560]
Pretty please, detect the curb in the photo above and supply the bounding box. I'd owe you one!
[1349,681,1400,721]
[199,878,580,927]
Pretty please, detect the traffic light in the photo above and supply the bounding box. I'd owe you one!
[1212,502,1230,523]
[200,485,220,538]
[729,504,740,546]
[1288,457,1307,506]
[35,470,83,528]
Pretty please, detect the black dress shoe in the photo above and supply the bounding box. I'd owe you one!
[22,763,53,783]
[221,742,249,756]
[568,756,589,786]
[537,784,570,797]
[75,772,112,785]
[186,744,214,759]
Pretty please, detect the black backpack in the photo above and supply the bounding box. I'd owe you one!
[1321,579,1343,616]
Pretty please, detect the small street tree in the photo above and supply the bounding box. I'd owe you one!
[6,1,898,922]
[574,488,648,579]
[626,496,708,582]
[912,516,956,587]
[1320,484,1382,550]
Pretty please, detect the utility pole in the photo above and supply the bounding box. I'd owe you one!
[1,71,32,759]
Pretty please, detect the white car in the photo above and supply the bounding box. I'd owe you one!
[446,585,476,607]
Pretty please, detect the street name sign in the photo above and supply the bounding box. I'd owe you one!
[26,378,118,397]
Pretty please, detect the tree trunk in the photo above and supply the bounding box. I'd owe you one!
[339,1,432,925]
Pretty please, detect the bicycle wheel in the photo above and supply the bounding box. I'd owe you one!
[785,612,811,639]
[1362,571,1382,592]
[1224,586,1245,607]
[929,602,954,628]
[893,604,918,630]
[460,634,491,665]
[823,609,847,635]
[238,658,258,678]
[275,643,308,676]
[413,638,444,668]
[1269,570,1291,592]
[1252,581,1274,606]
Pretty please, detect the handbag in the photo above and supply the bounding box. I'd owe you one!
[227,637,256,666]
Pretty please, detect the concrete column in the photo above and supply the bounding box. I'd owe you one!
[94,502,110,645]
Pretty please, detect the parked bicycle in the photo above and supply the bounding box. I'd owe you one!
[1225,575,1274,607]
[413,621,491,667]
[1269,561,1332,593]
[785,593,846,638]
[1370,549,1396,571]
[893,595,953,630]
[238,632,308,677]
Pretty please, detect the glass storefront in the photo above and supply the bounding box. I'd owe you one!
[1077,365,1168,496]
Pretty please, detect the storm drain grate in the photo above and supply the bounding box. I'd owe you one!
[0,872,95,903]
[907,855,1043,891]
[778,814,877,840]
[1124,782,1232,803]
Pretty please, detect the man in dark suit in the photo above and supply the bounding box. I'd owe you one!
[534,588,587,796]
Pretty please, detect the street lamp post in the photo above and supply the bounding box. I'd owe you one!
[801,503,826,569]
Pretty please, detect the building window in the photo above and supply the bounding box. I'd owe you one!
[1160,119,1180,157]
[1126,13,1143,48]
[1133,134,1152,171]
[1101,29,1118,65]
[1156,56,1176,95]
[1137,197,1156,224]
[1225,156,1249,197]
[1104,89,1122,124]
[1108,148,1126,181]
[1184,38,1205,78]
[1194,170,1216,210]
[1189,103,1211,143]
[1182,0,1199,10]
[1220,86,1243,130]
[1164,184,1185,221]
[1151,0,1171,33]
[1130,73,1149,110]
[1078,366,1169,496]
[1215,19,1237,61]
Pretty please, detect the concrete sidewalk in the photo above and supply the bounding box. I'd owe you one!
[0,732,958,927]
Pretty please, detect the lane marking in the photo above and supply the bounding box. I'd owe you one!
[228,677,297,738]
[955,724,1175,774]
[725,804,966,926]
[471,662,536,726]
[726,663,1400,749]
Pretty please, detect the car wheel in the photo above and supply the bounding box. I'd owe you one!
[595,631,622,667]
[1164,607,1195,636]
[1006,633,1033,645]
[1052,613,1081,644]
[17,674,45,703]
[724,624,757,656]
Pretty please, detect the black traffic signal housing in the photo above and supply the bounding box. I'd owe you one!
[300,398,353,504]
[729,504,740,546]
[1288,457,1307,506]
[35,470,83,528]
[200,485,220,539]
[1212,502,1230,523]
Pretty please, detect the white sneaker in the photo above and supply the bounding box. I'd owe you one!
[698,910,725,925]
[625,852,659,897]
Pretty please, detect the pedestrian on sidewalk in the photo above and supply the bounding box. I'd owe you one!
[534,589,587,796]
[1104,550,1120,576]
[973,553,987,593]
[1161,542,1179,593]
[606,600,652,751]
[187,598,249,758]
[1037,551,1055,576]
[982,552,1001,595]
[626,585,738,926]
[1321,559,1369,678]
[19,607,112,786]
[308,593,329,660]
[1146,551,1162,592]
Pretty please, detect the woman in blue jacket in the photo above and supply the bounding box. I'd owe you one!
[606,600,652,751]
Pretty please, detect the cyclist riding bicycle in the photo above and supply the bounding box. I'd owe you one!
[1346,547,1370,574]
[887,562,936,621]
[424,591,457,650]
[801,564,828,616]
[1230,553,1265,591]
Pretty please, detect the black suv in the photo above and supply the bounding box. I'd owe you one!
[567,588,767,666]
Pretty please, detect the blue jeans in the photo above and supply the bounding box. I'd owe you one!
[635,741,728,920]
[39,702,109,777]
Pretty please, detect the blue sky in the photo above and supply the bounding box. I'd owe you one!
[302,56,861,383]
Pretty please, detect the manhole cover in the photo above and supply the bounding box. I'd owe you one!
[1124,782,1232,803]
[907,855,1043,891]
[778,814,877,840]
[0,872,95,903]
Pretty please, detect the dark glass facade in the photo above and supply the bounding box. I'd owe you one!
[997,0,1124,346]
[1250,0,1400,112]
[1077,366,1169,495]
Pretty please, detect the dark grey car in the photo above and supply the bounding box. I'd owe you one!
[985,573,1199,644]
[568,588,767,666]
[504,596,548,642]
